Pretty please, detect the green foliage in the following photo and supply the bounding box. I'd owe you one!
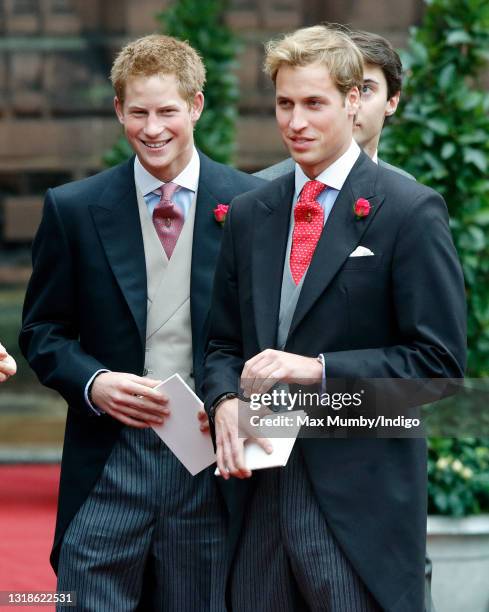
[103,135,134,168]
[428,438,489,516]
[381,0,489,377]
[104,0,239,167]
[380,0,489,515]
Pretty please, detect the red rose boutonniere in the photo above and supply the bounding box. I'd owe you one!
[214,203,229,226]
[353,198,371,220]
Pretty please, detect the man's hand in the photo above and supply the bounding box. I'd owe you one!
[91,372,169,428]
[197,408,210,434]
[241,349,322,398]
[0,343,17,383]
[214,397,272,480]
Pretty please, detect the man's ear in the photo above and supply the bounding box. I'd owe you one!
[345,87,361,117]
[190,92,205,125]
[114,96,124,125]
[385,91,401,117]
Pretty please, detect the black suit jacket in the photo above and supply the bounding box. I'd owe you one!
[204,151,466,612]
[19,151,264,571]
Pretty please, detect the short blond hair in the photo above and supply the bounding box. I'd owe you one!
[264,25,363,96]
[110,34,206,105]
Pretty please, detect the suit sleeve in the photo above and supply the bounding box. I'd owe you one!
[19,189,106,413]
[203,202,245,413]
[323,190,466,386]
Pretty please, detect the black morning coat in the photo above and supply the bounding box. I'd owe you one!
[204,151,466,612]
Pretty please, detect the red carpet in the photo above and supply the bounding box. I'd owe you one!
[0,465,59,611]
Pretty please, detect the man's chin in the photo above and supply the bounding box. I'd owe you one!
[288,152,318,171]
[289,150,313,165]
[294,162,319,179]
[353,137,366,149]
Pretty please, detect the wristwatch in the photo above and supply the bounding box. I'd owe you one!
[208,392,238,425]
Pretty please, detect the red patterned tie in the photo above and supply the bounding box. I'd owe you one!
[152,182,183,259]
[289,180,326,285]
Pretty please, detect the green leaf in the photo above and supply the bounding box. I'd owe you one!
[438,63,456,89]
[459,225,486,251]
[425,118,450,135]
[441,142,456,159]
[422,130,435,146]
[459,130,487,145]
[464,148,488,172]
[409,39,429,64]
[446,30,473,45]
[469,209,489,226]
[458,91,482,110]
[474,49,489,62]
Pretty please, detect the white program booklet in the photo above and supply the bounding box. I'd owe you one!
[215,410,305,475]
[151,373,216,476]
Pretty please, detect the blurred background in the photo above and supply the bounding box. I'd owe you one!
[0,0,488,610]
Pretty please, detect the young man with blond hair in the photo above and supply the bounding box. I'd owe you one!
[256,28,411,179]
[256,28,436,612]
[204,24,465,611]
[21,34,262,610]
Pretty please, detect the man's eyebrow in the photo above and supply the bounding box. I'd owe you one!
[363,78,380,85]
[127,102,180,110]
[276,94,328,100]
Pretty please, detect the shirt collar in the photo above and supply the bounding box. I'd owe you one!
[134,146,200,196]
[294,139,361,197]
[372,149,379,164]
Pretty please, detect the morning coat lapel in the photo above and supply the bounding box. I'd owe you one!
[287,152,384,341]
[190,152,226,348]
[252,172,295,350]
[89,157,147,348]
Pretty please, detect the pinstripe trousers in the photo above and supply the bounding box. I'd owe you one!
[230,447,382,612]
[56,427,227,612]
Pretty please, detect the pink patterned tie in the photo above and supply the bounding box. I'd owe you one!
[152,182,183,259]
[289,180,326,285]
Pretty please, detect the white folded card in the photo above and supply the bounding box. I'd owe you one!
[215,410,305,475]
[349,245,374,257]
[151,373,216,476]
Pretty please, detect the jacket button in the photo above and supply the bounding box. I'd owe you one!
[142,368,148,376]
[190,371,194,378]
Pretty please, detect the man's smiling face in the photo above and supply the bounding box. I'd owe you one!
[114,73,203,182]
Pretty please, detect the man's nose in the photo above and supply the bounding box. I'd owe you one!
[143,114,164,137]
[289,106,307,131]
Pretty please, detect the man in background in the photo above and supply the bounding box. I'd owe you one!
[20,34,262,611]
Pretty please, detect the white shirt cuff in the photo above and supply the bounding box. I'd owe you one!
[317,354,326,394]
[84,369,110,415]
